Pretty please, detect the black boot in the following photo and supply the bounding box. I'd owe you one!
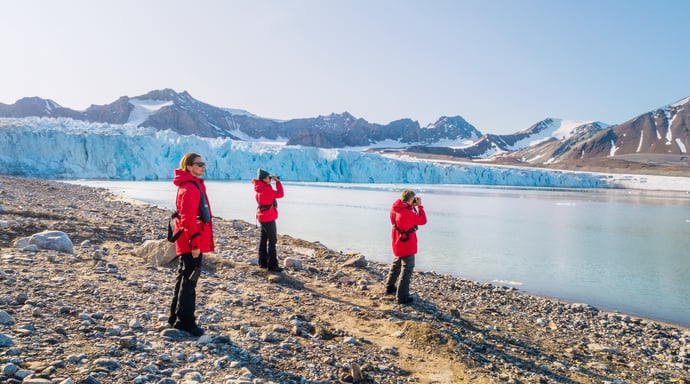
[173,321,204,336]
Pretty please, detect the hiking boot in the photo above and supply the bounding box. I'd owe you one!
[173,321,204,337]
[397,297,414,305]
[385,286,396,295]
[268,266,284,273]
[187,325,204,337]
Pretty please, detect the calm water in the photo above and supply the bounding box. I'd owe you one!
[73,180,690,327]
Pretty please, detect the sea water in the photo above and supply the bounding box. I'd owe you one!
[73,180,690,327]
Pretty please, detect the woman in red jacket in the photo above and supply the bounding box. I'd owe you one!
[385,189,427,304]
[168,152,214,336]
[253,169,284,272]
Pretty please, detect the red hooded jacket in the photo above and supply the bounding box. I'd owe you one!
[173,169,214,255]
[390,199,427,257]
[253,179,284,222]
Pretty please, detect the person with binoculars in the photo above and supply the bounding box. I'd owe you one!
[385,189,427,304]
[253,169,285,272]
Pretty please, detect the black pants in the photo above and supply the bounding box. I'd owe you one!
[385,255,415,300]
[169,252,202,327]
[258,221,279,269]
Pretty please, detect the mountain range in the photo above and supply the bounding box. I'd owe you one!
[2,89,689,174]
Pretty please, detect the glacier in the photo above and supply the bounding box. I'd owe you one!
[0,116,660,189]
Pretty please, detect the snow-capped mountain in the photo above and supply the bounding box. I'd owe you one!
[0,96,83,119]
[480,119,610,164]
[2,89,689,176]
[0,89,481,148]
[280,114,481,148]
[404,97,690,168]
[565,96,690,160]
[493,98,690,165]
[403,118,609,161]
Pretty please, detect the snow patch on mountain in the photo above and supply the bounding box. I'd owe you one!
[636,131,644,153]
[45,99,59,112]
[509,119,597,150]
[222,107,263,119]
[610,139,618,156]
[432,137,478,149]
[675,138,686,153]
[127,99,173,126]
[671,96,690,108]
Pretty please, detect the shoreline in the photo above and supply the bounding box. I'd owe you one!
[1,174,689,383]
[69,177,690,329]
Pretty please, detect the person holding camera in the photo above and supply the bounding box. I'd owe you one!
[385,189,427,304]
[253,169,285,272]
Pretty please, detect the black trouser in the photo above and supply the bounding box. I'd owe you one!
[258,220,278,269]
[169,252,202,327]
[385,255,415,300]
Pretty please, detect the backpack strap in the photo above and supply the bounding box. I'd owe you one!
[257,204,272,212]
[257,199,278,212]
[178,180,211,223]
[168,181,210,243]
[394,225,418,242]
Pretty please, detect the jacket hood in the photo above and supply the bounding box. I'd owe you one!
[253,179,270,192]
[173,169,203,186]
[391,198,410,212]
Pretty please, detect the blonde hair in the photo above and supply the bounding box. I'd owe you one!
[178,152,201,171]
[401,189,416,202]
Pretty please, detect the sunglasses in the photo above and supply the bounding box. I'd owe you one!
[190,162,206,167]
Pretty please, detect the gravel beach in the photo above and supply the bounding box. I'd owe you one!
[0,175,688,384]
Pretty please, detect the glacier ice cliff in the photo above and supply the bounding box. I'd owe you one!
[0,117,607,187]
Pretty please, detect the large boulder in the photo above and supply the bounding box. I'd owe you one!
[13,230,74,253]
[136,239,177,266]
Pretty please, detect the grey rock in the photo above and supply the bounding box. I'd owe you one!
[0,333,13,347]
[119,336,137,348]
[14,230,74,253]
[136,239,177,266]
[342,255,367,268]
[92,358,120,371]
[22,378,52,384]
[2,363,18,376]
[0,310,13,325]
[13,369,33,379]
[83,376,102,384]
[284,257,302,270]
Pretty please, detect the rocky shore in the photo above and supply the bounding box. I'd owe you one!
[0,175,688,384]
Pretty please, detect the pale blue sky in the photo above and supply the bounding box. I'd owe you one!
[1,0,689,134]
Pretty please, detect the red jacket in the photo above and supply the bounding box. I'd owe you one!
[253,179,284,222]
[390,199,427,257]
[173,169,214,255]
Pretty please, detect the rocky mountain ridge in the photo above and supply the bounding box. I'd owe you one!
[2,90,689,170]
[479,97,690,165]
[0,89,481,149]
